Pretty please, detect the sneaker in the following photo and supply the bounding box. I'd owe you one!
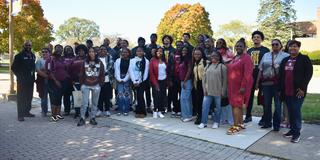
[18,117,25,122]
[153,112,158,118]
[283,130,294,138]
[123,112,129,116]
[194,117,201,125]
[198,123,207,129]
[291,135,301,143]
[56,115,64,119]
[171,112,176,118]
[158,112,165,118]
[117,112,121,116]
[51,116,58,122]
[96,111,102,117]
[243,117,252,123]
[146,108,153,114]
[212,122,219,129]
[90,118,97,125]
[105,111,111,117]
[182,117,193,122]
[176,112,181,117]
[77,118,85,126]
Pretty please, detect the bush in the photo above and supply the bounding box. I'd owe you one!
[301,50,320,60]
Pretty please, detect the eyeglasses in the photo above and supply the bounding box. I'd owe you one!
[272,43,280,46]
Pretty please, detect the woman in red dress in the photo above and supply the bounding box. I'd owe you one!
[227,38,253,135]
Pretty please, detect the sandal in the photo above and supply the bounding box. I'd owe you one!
[227,126,241,135]
[238,124,246,130]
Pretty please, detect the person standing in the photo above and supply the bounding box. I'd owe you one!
[279,40,313,143]
[244,31,270,124]
[97,45,114,117]
[204,38,215,60]
[146,33,160,60]
[183,33,194,51]
[62,45,75,116]
[35,48,51,117]
[11,41,36,121]
[216,38,234,63]
[77,47,105,126]
[256,39,289,131]
[149,47,167,118]
[129,47,150,118]
[227,38,253,135]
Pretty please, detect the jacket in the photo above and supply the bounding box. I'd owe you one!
[11,50,36,84]
[149,57,168,87]
[114,58,131,82]
[129,56,149,84]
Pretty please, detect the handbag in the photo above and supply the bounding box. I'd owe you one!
[220,64,229,106]
[72,85,82,107]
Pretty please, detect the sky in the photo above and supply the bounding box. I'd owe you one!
[41,0,320,44]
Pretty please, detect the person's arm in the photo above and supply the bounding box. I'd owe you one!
[99,62,105,86]
[128,59,136,84]
[114,60,122,82]
[221,65,228,97]
[297,56,313,97]
[202,68,207,96]
[11,54,20,76]
[149,60,159,89]
[184,61,192,82]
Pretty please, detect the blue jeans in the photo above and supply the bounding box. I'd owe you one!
[117,81,131,113]
[81,84,101,119]
[41,81,48,114]
[221,105,233,124]
[285,96,304,136]
[180,80,193,119]
[262,85,282,129]
[201,96,221,124]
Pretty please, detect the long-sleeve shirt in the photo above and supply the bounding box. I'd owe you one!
[202,63,227,97]
[11,51,36,84]
[129,56,149,84]
[114,58,131,82]
[79,60,105,86]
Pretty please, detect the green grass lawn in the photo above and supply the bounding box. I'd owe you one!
[252,93,320,124]
[0,66,9,73]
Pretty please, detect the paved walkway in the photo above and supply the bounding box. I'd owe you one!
[0,101,277,160]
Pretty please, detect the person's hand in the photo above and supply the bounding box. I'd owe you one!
[296,88,305,99]
[255,83,259,90]
[239,88,245,94]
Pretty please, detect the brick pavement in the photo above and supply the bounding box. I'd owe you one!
[0,101,277,160]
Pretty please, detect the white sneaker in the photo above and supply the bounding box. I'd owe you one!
[177,112,181,117]
[96,111,102,117]
[182,117,193,122]
[158,112,165,118]
[105,111,111,117]
[212,122,219,129]
[198,123,207,129]
[153,112,158,118]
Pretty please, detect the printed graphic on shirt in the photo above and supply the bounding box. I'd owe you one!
[165,50,170,63]
[251,51,260,66]
[85,63,100,77]
[285,59,296,71]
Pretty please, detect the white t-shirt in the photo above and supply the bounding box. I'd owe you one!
[158,63,167,80]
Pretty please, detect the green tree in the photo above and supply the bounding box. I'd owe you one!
[215,20,253,49]
[56,17,101,44]
[257,0,297,46]
[0,0,54,53]
[156,3,213,46]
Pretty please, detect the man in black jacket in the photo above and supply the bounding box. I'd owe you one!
[279,40,313,143]
[11,41,36,121]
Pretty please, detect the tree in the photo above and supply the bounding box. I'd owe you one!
[156,3,213,46]
[0,0,54,53]
[257,0,297,46]
[215,20,254,49]
[56,17,101,44]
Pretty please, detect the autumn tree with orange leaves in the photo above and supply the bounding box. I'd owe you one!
[0,0,54,54]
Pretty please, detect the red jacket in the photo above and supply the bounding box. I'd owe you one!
[149,57,168,87]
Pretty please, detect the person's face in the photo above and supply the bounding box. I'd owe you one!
[65,46,73,54]
[198,35,204,43]
[182,47,188,56]
[138,40,145,47]
[183,35,190,42]
[54,46,63,54]
[235,42,245,54]
[121,40,128,48]
[252,34,262,45]
[100,46,107,56]
[216,40,223,49]
[136,48,144,57]
[41,50,50,60]
[151,48,157,57]
[150,35,157,43]
[116,38,122,46]
[121,50,129,59]
[193,50,202,61]
[88,48,96,60]
[156,48,163,58]
[176,42,183,51]
[24,42,32,52]
[289,44,300,56]
[204,39,211,48]
[78,49,85,57]
[271,40,281,52]
[163,37,171,45]
[103,39,110,46]
[211,53,220,64]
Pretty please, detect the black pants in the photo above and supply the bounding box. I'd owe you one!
[192,80,203,118]
[135,81,147,115]
[17,82,34,118]
[63,81,73,113]
[98,82,113,112]
[168,79,181,113]
[152,80,167,112]
[145,79,152,108]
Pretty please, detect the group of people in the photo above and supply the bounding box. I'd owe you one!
[12,31,313,143]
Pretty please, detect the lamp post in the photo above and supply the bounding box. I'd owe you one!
[8,0,15,96]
